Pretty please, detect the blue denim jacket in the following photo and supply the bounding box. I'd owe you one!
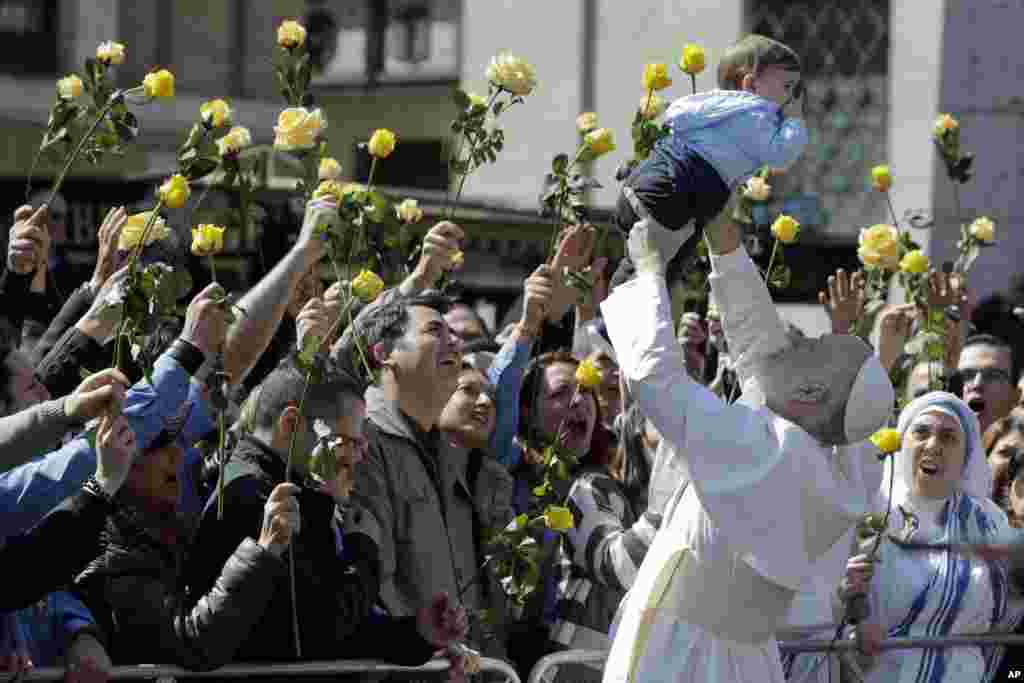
[664,89,808,189]
[487,337,534,471]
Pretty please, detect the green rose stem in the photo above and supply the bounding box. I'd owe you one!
[282,292,357,659]
[215,410,227,519]
[690,74,697,95]
[208,254,218,283]
[884,193,900,229]
[444,88,502,220]
[47,86,144,207]
[547,144,587,258]
[112,197,165,372]
[764,238,781,286]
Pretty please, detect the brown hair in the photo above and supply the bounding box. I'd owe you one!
[986,409,1024,526]
[717,34,802,90]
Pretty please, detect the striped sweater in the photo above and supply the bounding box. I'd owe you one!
[550,467,661,652]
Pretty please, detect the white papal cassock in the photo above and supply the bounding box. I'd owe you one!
[600,248,881,683]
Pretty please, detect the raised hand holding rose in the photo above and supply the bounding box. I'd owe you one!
[7,205,49,275]
[819,268,866,335]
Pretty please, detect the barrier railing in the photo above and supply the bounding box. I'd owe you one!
[527,634,1024,683]
[24,657,521,682]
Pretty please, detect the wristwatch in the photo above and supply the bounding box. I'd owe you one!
[81,476,115,505]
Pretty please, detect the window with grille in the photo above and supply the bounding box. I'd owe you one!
[308,0,460,85]
[747,0,890,242]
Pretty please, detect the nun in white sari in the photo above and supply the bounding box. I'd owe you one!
[845,391,1011,683]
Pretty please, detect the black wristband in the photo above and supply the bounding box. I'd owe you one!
[166,339,205,376]
[80,476,115,506]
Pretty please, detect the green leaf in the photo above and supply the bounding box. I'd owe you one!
[183,156,220,182]
[551,153,569,176]
[769,264,792,290]
[451,88,471,109]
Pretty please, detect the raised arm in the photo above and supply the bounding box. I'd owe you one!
[223,200,334,385]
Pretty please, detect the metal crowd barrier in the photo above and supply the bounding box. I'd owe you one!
[526,634,1024,683]
[25,657,521,682]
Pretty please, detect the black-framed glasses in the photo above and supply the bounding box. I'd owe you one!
[958,367,1013,386]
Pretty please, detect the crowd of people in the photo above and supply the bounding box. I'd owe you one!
[3,31,1024,683]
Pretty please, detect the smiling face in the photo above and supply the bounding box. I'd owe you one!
[904,411,965,500]
[439,368,496,450]
[124,443,183,511]
[537,362,598,458]
[754,334,871,444]
[390,305,463,399]
[743,66,802,107]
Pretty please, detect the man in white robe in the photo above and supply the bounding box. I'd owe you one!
[599,192,895,683]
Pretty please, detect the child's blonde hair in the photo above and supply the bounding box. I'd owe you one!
[717,34,802,90]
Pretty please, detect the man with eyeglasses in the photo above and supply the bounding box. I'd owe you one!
[958,333,1021,434]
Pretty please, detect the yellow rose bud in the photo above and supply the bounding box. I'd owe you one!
[467,92,487,110]
[142,69,175,98]
[395,198,424,224]
[351,269,385,303]
[744,176,772,202]
[190,224,226,257]
[158,174,190,209]
[575,358,604,390]
[870,164,892,192]
[900,249,929,274]
[642,62,672,92]
[583,128,615,158]
[680,44,706,76]
[318,156,342,181]
[312,179,344,204]
[486,52,537,96]
[857,223,900,270]
[770,214,800,244]
[199,99,232,128]
[933,113,959,137]
[216,126,252,157]
[367,128,397,159]
[56,75,83,100]
[277,20,307,50]
[96,41,126,65]
[870,427,901,454]
[968,216,995,244]
[576,112,598,134]
[544,505,575,532]
[118,212,169,251]
[273,107,326,151]
[637,93,665,120]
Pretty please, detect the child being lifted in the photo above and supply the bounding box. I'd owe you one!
[615,34,808,276]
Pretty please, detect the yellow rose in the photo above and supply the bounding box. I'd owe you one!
[395,198,424,224]
[900,249,929,275]
[637,93,665,120]
[96,41,126,65]
[744,176,771,202]
[56,75,82,100]
[367,128,397,159]
[158,174,190,209]
[857,224,900,270]
[467,92,487,111]
[870,428,901,454]
[969,216,995,244]
[351,269,385,303]
[200,99,232,128]
[642,62,672,92]
[277,20,307,50]
[680,44,706,76]
[486,53,537,96]
[576,112,598,134]
[544,505,575,532]
[770,214,800,244]
[142,69,175,98]
[933,113,958,137]
[318,157,342,181]
[119,212,169,251]
[583,128,615,158]
[575,358,604,389]
[216,126,252,157]
[190,224,225,257]
[449,251,464,269]
[312,180,344,204]
[870,165,892,192]
[273,107,325,151]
